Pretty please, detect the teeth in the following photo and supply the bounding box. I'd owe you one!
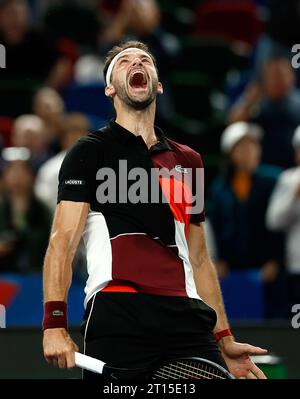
[132,70,145,76]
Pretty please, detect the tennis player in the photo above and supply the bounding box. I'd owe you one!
[42,41,267,379]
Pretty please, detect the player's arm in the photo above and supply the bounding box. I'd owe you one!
[43,200,89,369]
[187,223,268,378]
[187,222,231,338]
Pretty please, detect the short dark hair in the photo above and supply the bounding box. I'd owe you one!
[103,40,158,85]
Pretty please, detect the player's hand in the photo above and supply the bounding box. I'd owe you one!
[43,328,79,369]
[219,337,268,379]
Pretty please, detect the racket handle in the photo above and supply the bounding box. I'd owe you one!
[75,352,105,374]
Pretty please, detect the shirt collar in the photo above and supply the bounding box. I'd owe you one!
[108,120,173,152]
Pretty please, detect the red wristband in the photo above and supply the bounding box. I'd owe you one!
[214,328,233,342]
[42,301,68,331]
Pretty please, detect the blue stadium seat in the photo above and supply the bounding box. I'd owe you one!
[0,273,85,326]
[61,82,114,121]
[220,270,264,320]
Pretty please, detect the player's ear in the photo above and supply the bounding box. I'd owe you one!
[105,85,115,98]
[157,82,164,95]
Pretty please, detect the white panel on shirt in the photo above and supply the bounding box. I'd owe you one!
[82,211,112,308]
[174,220,201,300]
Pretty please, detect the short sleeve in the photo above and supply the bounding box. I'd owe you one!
[57,139,99,204]
[189,152,205,225]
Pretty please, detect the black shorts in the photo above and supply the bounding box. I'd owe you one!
[80,292,227,379]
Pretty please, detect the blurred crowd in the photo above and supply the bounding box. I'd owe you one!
[1,0,300,319]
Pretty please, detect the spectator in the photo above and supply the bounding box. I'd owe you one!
[98,0,180,75]
[0,148,51,272]
[228,56,300,169]
[98,0,160,47]
[208,122,286,318]
[266,126,300,309]
[32,87,65,155]
[11,114,51,171]
[253,0,300,82]
[97,0,179,123]
[34,113,90,212]
[0,0,72,116]
[34,113,90,280]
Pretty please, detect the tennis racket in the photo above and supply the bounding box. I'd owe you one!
[75,352,234,379]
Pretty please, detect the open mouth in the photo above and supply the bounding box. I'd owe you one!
[129,70,148,90]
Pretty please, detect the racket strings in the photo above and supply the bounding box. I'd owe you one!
[153,360,226,379]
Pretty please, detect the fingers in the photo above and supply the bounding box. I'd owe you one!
[58,354,67,369]
[45,355,58,367]
[239,368,266,380]
[239,372,257,380]
[250,363,267,379]
[244,344,268,355]
[65,350,76,369]
[246,371,257,379]
[43,329,78,370]
[45,350,75,369]
[239,361,267,379]
[227,342,268,357]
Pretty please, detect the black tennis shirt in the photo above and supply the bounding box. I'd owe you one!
[58,120,205,306]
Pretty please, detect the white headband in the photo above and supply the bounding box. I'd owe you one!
[105,48,150,86]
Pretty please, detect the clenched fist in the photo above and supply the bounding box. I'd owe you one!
[43,328,79,369]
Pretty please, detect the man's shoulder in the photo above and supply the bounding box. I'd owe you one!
[71,125,113,150]
[166,137,203,166]
[61,128,111,168]
[83,125,111,143]
[166,137,199,155]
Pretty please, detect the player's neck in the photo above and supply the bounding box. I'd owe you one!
[115,105,157,148]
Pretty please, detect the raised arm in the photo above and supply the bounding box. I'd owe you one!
[43,200,89,369]
[227,81,263,124]
[187,223,267,379]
